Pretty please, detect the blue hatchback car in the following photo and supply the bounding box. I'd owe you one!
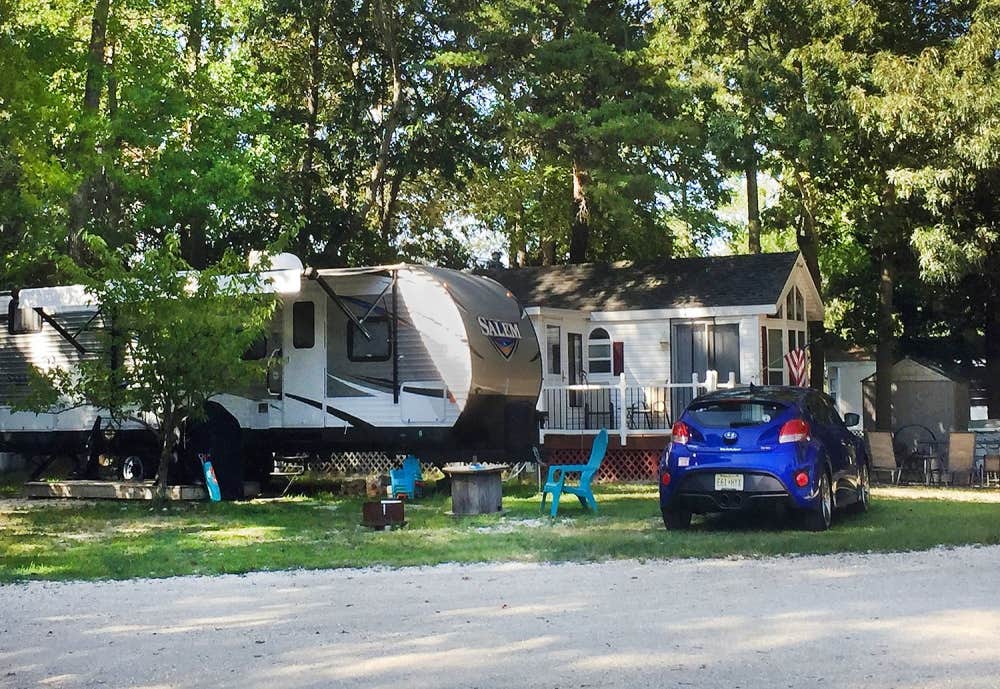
[658,386,870,531]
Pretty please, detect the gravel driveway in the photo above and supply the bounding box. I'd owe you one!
[2,546,999,689]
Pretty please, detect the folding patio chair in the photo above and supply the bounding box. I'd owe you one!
[945,432,976,487]
[984,455,1000,487]
[866,431,900,485]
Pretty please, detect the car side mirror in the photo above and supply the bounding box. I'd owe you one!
[843,412,860,428]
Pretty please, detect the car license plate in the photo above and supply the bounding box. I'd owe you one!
[714,473,744,491]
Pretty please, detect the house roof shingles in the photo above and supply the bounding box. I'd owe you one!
[486,251,800,313]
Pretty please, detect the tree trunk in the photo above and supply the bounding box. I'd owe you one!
[155,410,177,501]
[569,162,589,263]
[297,11,322,258]
[793,169,824,389]
[67,0,111,261]
[379,168,404,251]
[745,141,761,255]
[541,239,555,266]
[985,279,1000,418]
[875,252,895,430]
[104,40,123,241]
[179,4,208,268]
[360,0,403,224]
[181,221,208,268]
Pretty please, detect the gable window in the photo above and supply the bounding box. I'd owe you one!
[588,328,612,374]
[795,287,805,322]
[348,317,391,362]
[546,325,561,376]
[292,301,315,349]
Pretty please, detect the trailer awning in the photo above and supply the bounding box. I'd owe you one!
[16,253,303,313]
[17,285,96,313]
[309,264,406,278]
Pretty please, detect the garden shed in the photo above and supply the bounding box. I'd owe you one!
[862,357,971,436]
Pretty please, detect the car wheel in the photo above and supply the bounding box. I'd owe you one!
[662,506,692,530]
[804,472,833,532]
[848,463,871,514]
[119,455,146,482]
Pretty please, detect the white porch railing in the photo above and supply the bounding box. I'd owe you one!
[538,371,739,445]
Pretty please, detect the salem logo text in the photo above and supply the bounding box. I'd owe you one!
[477,316,522,359]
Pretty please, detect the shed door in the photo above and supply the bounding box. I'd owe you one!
[670,321,740,418]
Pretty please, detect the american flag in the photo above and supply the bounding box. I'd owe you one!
[784,346,809,387]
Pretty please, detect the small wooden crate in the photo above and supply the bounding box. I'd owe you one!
[362,500,406,529]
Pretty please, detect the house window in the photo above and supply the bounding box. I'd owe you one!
[588,328,612,374]
[348,317,391,362]
[828,366,840,406]
[546,325,561,376]
[795,288,805,322]
[767,328,784,385]
[292,301,314,349]
[786,290,795,322]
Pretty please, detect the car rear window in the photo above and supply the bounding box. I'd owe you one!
[686,399,786,428]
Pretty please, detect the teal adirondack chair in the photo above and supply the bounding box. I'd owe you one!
[540,429,609,517]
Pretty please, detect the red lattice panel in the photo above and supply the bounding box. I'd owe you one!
[544,448,659,483]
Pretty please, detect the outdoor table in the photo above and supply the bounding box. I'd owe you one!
[904,449,942,485]
[443,463,508,516]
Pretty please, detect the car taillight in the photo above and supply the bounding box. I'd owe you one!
[671,421,690,445]
[779,419,810,444]
[794,470,809,487]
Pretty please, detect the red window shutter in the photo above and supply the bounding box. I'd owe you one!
[612,341,624,376]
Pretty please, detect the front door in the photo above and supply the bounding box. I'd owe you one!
[670,321,741,418]
[282,297,327,427]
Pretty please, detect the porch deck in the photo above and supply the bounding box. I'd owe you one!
[538,372,738,444]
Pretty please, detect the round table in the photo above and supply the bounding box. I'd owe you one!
[443,463,508,516]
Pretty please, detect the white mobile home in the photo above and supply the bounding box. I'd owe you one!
[489,251,823,451]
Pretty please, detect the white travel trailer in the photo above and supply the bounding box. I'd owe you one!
[0,257,542,480]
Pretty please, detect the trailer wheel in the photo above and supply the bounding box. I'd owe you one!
[119,455,148,482]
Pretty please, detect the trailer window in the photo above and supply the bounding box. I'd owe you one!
[8,305,42,334]
[242,335,267,361]
[348,317,391,362]
[292,301,314,349]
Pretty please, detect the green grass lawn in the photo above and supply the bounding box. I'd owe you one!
[2,480,999,583]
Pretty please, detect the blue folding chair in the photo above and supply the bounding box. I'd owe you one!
[390,455,424,499]
[540,429,608,517]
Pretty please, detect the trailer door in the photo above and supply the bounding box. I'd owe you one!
[282,298,327,427]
